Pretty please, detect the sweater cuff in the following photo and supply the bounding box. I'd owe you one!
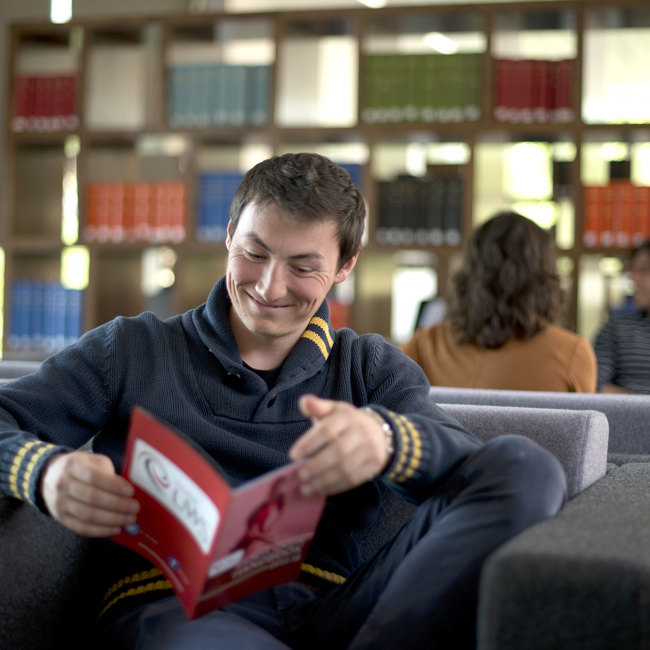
[372,407,424,485]
[1,438,68,511]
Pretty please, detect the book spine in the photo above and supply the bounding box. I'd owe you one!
[553,59,574,123]
[426,177,445,246]
[612,180,635,248]
[443,176,463,246]
[583,185,602,248]
[64,288,83,346]
[633,185,650,247]
[600,184,615,247]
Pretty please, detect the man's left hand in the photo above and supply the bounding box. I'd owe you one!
[289,394,392,496]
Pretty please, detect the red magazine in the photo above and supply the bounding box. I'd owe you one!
[112,407,326,620]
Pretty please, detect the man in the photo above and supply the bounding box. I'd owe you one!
[594,240,650,394]
[0,153,566,649]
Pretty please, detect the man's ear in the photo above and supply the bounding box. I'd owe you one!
[225,220,233,250]
[334,249,360,284]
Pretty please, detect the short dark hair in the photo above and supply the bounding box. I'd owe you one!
[229,152,366,268]
[449,211,564,349]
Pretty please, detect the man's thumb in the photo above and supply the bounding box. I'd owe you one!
[298,394,335,421]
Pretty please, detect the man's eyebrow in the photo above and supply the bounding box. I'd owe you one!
[242,231,325,261]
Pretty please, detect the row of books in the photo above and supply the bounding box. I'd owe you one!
[494,58,574,124]
[196,164,362,244]
[375,174,463,246]
[362,53,482,124]
[168,64,270,128]
[12,73,79,131]
[85,181,187,244]
[583,182,650,249]
[9,280,83,352]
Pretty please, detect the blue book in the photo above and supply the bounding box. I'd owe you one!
[64,288,83,346]
[9,280,30,350]
[28,280,44,350]
[41,281,57,352]
[246,65,270,126]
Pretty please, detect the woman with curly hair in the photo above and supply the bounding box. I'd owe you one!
[401,211,596,392]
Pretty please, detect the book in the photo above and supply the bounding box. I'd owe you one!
[112,407,326,620]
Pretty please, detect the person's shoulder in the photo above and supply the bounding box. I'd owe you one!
[542,324,592,348]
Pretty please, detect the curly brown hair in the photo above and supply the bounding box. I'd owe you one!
[449,211,564,349]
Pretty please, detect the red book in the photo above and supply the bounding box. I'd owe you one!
[532,59,553,122]
[553,59,574,123]
[517,59,535,123]
[494,59,514,122]
[11,75,34,131]
[112,407,326,620]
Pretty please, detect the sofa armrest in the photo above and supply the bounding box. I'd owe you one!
[438,403,609,498]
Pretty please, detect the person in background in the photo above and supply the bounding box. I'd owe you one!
[402,210,596,392]
[0,156,566,649]
[594,240,650,394]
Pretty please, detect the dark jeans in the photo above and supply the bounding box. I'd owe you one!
[104,435,567,650]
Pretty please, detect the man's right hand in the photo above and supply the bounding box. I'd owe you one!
[40,451,140,537]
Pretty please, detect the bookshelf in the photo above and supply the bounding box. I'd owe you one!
[3,1,650,358]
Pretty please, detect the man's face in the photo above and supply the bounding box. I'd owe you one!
[631,249,650,312]
[225,200,357,349]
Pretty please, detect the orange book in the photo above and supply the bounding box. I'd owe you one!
[612,180,635,248]
[599,184,615,247]
[633,185,650,247]
[583,185,603,247]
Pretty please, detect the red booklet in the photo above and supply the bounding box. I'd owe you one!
[112,407,326,619]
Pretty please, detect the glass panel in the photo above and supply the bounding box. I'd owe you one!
[583,7,650,124]
[85,23,162,130]
[473,137,575,249]
[277,18,357,127]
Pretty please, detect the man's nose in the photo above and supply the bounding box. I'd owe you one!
[256,262,287,302]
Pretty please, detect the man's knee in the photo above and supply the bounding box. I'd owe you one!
[468,434,567,525]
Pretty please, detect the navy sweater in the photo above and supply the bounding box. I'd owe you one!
[0,277,481,619]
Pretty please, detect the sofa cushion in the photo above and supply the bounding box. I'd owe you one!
[478,462,650,650]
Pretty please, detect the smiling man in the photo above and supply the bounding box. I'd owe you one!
[0,152,566,649]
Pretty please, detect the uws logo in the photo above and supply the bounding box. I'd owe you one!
[142,452,171,492]
[130,439,220,554]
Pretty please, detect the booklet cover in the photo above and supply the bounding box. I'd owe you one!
[112,407,326,619]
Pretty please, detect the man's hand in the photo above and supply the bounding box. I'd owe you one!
[289,395,393,497]
[40,451,140,537]
[599,383,631,394]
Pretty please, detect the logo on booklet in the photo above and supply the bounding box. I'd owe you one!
[130,439,220,554]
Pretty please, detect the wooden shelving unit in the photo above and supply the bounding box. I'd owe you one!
[3,1,650,358]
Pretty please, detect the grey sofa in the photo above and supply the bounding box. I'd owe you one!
[0,373,634,649]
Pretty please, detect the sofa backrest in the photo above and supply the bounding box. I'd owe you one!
[0,360,41,385]
[354,401,609,560]
[429,386,650,456]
